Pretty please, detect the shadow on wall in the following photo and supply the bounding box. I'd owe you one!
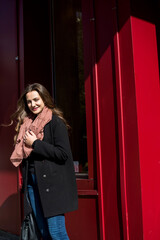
[0,193,21,235]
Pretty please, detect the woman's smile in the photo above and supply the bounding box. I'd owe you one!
[32,106,39,111]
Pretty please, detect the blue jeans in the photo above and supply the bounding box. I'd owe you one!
[27,173,69,240]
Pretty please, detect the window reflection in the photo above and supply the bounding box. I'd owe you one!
[53,0,88,173]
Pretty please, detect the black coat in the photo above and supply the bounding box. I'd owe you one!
[22,114,78,218]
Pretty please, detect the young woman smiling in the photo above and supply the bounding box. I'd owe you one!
[10,83,78,240]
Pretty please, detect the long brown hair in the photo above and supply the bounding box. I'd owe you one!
[10,83,69,143]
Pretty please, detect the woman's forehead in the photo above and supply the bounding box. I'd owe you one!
[26,91,40,100]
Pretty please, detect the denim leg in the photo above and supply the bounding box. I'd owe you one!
[27,174,50,240]
[46,215,70,240]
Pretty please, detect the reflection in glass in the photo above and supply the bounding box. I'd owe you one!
[53,0,88,173]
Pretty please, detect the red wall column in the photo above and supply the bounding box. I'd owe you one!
[114,0,160,239]
[93,0,123,239]
[131,17,160,240]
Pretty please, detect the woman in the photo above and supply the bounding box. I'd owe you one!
[10,83,78,239]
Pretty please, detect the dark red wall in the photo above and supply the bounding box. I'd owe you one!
[0,0,21,235]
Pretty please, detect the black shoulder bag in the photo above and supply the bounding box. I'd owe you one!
[20,161,40,240]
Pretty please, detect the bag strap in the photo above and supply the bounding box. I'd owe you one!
[24,160,29,192]
[23,160,32,216]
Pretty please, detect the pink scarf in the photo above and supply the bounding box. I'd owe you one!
[10,106,52,167]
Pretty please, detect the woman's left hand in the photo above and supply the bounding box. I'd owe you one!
[24,130,37,147]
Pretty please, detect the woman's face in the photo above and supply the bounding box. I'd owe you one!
[26,91,45,115]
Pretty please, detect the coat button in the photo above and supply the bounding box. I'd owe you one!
[46,188,49,192]
[43,174,46,178]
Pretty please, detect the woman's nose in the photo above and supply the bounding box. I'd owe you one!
[31,101,35,107]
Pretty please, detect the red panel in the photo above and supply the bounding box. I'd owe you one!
[93,0,122,239]
[0,172,20,234]
[0,0,21,234]
[66,197,99,240]
[114,0,160,239]
[114,16,143,239]
[131,17,160,240]
[113,0,146,239]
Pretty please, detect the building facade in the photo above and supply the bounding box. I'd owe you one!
[0,0,159,239]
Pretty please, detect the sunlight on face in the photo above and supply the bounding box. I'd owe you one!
[26,91,45,115]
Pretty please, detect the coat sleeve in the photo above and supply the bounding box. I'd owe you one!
[32,117,69,162]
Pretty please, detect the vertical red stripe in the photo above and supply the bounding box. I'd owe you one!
[115,31,130,240]
[94,63,106,239]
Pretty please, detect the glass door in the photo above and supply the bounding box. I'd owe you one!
[51,0,95,181]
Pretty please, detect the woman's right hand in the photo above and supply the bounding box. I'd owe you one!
[24,130,37,147]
